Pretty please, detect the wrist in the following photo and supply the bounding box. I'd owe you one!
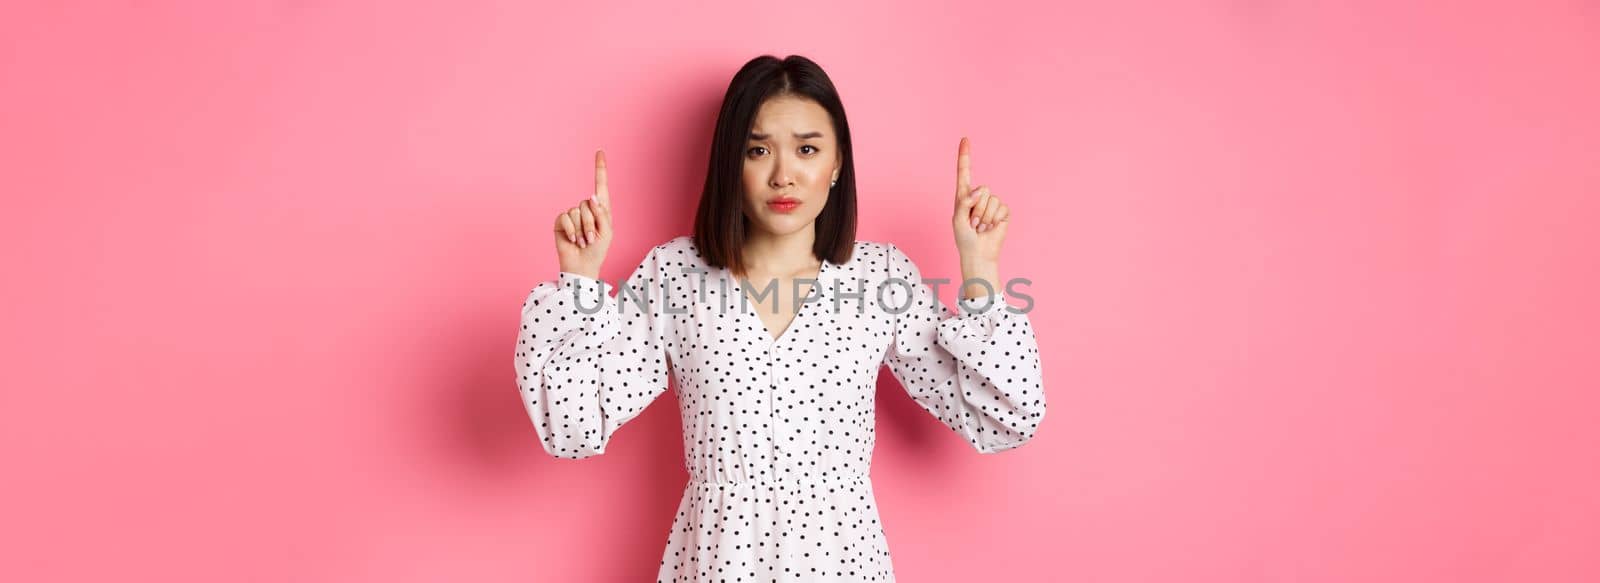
[959,256,999,278]
[560,265,601,280]
[959,265,1001,301]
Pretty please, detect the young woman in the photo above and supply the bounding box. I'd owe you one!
[516,54,1046,581]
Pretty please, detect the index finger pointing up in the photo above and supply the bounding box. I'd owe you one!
[955,137,972,202]
[594,149,610,208]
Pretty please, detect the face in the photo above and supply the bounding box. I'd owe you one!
[741,95,842,239]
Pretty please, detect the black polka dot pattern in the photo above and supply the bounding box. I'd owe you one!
[515,236,1047,581]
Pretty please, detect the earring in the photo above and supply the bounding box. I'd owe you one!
[830,179,837,188]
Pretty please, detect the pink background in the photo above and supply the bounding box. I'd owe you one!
[3,1,1597,581]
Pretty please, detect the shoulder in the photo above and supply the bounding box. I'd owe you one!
[845,239,895,263]
[654,235,701,263]
[663,234,695,249]
[640,235,707,272]
[833,239,909,278]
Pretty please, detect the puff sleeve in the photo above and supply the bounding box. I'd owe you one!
[514,245,674,459]
[880,243,1047,454]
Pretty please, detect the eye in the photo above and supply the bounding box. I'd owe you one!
[747,146,768,157]
[800,145,818,155]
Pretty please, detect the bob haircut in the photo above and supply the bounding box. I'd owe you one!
[693,54,858,277]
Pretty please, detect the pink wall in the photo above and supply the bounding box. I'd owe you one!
[4,1,1596,581]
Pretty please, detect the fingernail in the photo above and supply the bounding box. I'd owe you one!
[586,231,596,243]
[568,234,576,243]
[971,216,979,228]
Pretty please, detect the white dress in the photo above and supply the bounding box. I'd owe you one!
[515,236,1047,581]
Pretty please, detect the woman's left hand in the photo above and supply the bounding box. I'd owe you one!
[951,137,1009,265]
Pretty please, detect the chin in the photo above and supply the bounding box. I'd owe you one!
[751,214,818,237]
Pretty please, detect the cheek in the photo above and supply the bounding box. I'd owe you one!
[738,169,756,200]
[741,170,761,193]
[807,162,836,185]
[742,164,764,188]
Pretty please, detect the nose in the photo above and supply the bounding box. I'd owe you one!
[768,156,794,190]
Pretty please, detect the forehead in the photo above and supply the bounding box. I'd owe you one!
[750,96,832,135]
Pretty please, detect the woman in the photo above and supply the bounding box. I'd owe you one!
[516,54,1046,581]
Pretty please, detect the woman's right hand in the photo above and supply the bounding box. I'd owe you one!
[552,149,614,279]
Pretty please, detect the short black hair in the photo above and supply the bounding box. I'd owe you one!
[693,54,858,277]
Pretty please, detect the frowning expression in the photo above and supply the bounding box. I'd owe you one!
[741,95,842,237]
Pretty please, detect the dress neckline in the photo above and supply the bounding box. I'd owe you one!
[724,257,831,347]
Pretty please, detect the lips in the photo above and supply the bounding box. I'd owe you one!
[767,197,800,213]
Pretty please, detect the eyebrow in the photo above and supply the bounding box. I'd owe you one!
[748,131,825,140]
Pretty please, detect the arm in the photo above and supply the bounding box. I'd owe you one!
[881,243,1047,454]
[514,245,673,459]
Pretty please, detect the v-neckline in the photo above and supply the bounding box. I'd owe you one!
[727,258,830,347]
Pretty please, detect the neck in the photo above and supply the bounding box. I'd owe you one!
[741,227,818,276]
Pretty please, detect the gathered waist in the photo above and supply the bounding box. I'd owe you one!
[686,472,870,487]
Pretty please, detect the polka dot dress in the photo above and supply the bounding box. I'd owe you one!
[515,236,1047,581]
